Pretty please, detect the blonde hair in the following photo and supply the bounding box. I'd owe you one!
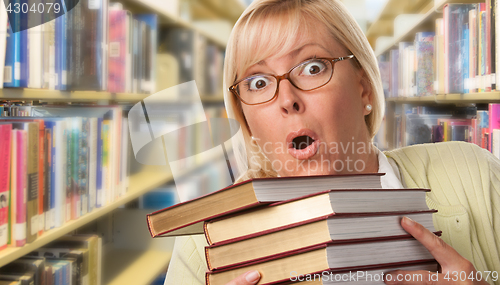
[223,0,385,181]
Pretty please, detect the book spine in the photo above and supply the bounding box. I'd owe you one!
[107,10,126,93]
[95,117,102,208]
[492,0,497,90]
[79,118,89,216]
[0,124,11,250]
[19,9,28,87]
[64,121,72,222]
[70,0,103,90]
[28,15,43,89]
[463,24,470,94]
[37,121,45,236]
[88,118,97,213]
[16,130,27,247]
[4,11,21,87]
[26,123,39,243]
[55,120,66,228]
[55,7,67,90]
[101,121,110,206]
[44,128,51,231]
[72,118,81,220]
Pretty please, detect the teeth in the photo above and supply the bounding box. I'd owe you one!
[292,135,314,150]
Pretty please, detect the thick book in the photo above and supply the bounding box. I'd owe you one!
[0,124,11,250]
[0,273,34,285]
[12,122,39,244]
[204,189,430,245]
[146,174,384,237]
[205,210,437,271]
[206,238,435,285]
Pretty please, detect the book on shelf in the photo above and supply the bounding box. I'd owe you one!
[204,189,431,246]
[146,173,384,237]
[0,105,129,249]
[27,247,88,285]
[205,210,437,271]
[0,124,11,251]
[0,273,34,285]
[206,238,435,285]
[415,32,435,97]
[0,257,45,285]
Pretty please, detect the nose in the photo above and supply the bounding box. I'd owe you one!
[277,79,304,116]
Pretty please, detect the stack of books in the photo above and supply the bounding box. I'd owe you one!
[147,174,439,285]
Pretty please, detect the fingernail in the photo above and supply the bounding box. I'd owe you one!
[245,270,260,283]
[403,216,415,226]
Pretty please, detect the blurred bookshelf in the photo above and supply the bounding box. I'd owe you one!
[0,0,245,283]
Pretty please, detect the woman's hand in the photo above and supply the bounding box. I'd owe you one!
[225,270,260,285]
[384,217,489,285]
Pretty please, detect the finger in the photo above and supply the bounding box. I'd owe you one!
[401,216,462,268]
[384,270,438,285]
[225,270,261,285]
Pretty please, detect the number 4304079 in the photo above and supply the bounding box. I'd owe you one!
[6,2,61,14]
[443,271,499,282]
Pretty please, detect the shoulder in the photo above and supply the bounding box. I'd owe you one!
[384,141,494,171]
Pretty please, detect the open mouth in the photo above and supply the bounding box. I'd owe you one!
[291,135,315,150]
[287,129,320,160]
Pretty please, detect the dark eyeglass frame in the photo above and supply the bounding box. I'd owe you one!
[229,55,356,105]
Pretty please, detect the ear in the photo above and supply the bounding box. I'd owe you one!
[358,69,373,116]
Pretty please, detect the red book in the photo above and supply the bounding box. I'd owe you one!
[0,124,12,250]
[489,103,500,150]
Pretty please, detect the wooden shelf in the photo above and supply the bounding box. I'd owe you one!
[0,88,224,103]
[0,141,229,268]
[366,0,430,46]
[386,92,500,104]
[119,0,245,48]
[103,249,171,285]
[0,166,173,268]
[373,0,485,57]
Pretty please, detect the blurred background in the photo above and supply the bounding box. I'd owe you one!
[0,0,497,284]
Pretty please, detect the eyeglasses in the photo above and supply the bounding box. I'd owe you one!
[229,55,356,105]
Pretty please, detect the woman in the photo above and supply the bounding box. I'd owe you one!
[165,0,500,284]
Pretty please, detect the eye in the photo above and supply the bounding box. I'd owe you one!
[301,60,327,76]
[246,76,271,91]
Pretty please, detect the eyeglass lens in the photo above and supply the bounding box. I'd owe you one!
[236,58,334,105]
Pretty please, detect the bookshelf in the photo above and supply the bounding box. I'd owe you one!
[0,0,244,283]
[0,88,224,103]
[372,0,485,56]
[368,0,499,150]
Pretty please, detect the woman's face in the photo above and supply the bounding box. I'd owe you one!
[240,21,375,176]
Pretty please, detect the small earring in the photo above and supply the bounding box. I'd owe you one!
[365,104,372,112]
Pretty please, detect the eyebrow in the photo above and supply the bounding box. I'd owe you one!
[256,43,331,66]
